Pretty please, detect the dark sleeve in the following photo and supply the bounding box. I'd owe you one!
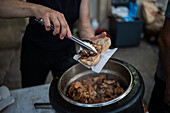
[165,0,170,18]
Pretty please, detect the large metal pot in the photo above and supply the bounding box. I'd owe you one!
[49,58,144,113]
[58,59,133,107]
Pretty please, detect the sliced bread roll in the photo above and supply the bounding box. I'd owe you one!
[79,54,101,66]
[78,37,111,66]
[94,37,111,54]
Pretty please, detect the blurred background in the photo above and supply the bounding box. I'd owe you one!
[0,0,168,107]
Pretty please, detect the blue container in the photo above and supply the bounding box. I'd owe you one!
[129,2,139,18]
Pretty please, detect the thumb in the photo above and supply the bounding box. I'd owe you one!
[97,32,107,38]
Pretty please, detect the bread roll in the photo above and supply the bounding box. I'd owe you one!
[78,37,111,66]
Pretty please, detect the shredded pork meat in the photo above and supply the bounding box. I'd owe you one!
[78,40,102,60]
[67,75,125,104]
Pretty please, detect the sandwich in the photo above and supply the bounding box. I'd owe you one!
[77,37,111,66]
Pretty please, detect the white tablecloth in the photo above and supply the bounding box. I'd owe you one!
[3,84,55,113]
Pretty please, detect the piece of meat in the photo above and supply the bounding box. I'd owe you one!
[104,80,116,84]
[117,87,124,95]
[87,84,97,98]
[67,75,125,104]
[93,44,102,53]
[78,40,102,61]
[82,78,93,85]
[68,82,76,96]
[93,75,106,84]
[99,82,108,88]
[105,89,114,96]
[74,81,84,89]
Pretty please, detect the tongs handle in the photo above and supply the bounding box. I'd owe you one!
[34,19,98,54]
[35,19,84,44]
[34,19,70,39]
[34,19,77,40]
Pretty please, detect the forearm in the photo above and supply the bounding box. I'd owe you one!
[78,22,95,39]
[0,0,72,39]
[158,18,170,106]
[0,0,37,18]
[78,0,95,39]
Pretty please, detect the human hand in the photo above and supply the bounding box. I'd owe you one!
[88,32,107,41]
[32,5,72,39]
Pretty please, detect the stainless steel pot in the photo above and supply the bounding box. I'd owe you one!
[58,60,133,107]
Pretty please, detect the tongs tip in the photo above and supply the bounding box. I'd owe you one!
[83,41,98,54]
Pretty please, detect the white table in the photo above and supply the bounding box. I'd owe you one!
[3,84,55,113]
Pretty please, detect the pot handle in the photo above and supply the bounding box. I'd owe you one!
[34,103,53,109]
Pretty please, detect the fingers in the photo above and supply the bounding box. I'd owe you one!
[94,31,107,40]
[67,27,72,38]
[89,32,107,41]
[57,13,67,39]
[43,14,51,31]
[42,10,71,40]
[98,32,107,38]
[50,15,60,35]
[57,13,72,39]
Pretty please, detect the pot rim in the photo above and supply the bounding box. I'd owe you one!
[57,60,133,107]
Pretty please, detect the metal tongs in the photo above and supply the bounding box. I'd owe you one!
[35,19,98,54]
